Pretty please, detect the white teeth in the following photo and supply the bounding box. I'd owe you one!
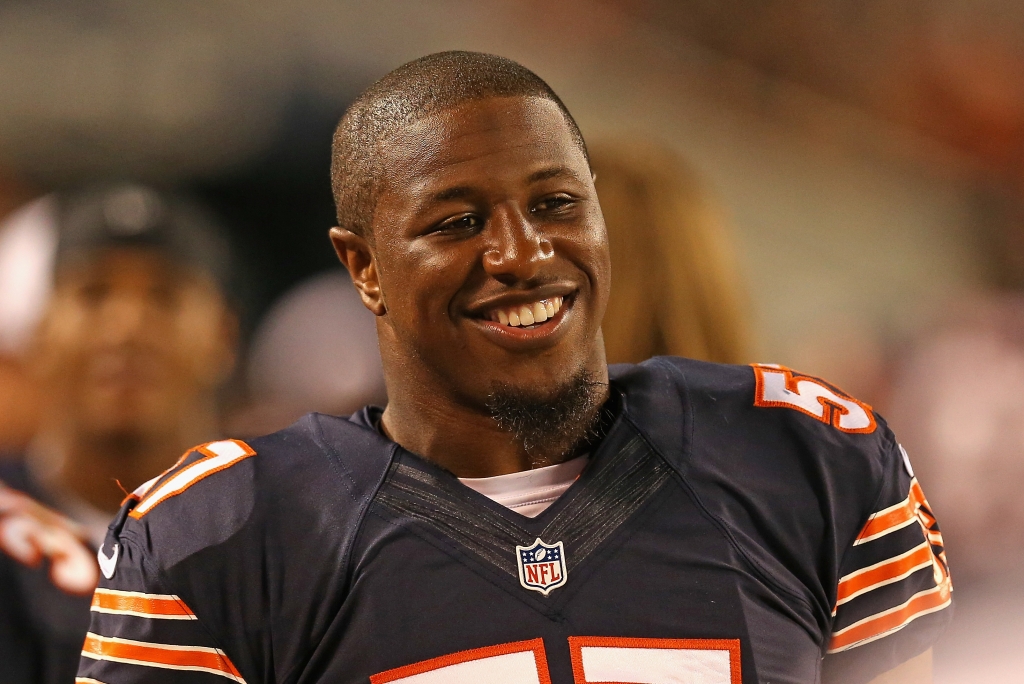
[489,296,566,328]
[532,302,548,323]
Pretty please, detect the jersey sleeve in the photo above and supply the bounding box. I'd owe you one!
[76,439,259,684]
[821,442,952,683]
[77,534,246,683]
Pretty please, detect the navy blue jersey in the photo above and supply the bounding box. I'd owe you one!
[77,358,951,684]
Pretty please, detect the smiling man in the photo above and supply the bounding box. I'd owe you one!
[78,52,950,684]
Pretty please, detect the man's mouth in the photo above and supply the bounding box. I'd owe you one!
[485,296,565,328]
[465,289,577,349]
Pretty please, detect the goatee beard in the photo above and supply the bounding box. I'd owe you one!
[485,368,608,468]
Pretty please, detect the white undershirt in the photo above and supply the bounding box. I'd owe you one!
[458,454,588,518]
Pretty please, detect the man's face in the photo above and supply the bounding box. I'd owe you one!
[31,249,235,441]
[363,96,610,408]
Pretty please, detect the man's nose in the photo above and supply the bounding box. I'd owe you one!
[481,205,554,284]
[101,292,151,345]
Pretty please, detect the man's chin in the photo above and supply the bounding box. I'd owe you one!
[84,405,166,443]
[484,367,607,464]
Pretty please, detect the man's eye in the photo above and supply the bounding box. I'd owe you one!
[533,196,576,213]
[434,215,481,233]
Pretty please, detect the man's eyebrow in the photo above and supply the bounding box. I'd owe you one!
[425,167,576,204]
[527,166,576,183]
[428,186,473,203]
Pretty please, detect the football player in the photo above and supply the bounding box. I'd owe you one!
[78,52,950,684]
[0,184,237,684]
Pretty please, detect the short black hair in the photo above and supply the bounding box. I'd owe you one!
[330,51,588,238]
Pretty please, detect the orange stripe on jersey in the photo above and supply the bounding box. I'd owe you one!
[370,638,551,684]
[90,589,197,620]
[81,633,246,682]
[854,478,927,545]
[835,542,934,606]
[76,679,108,684]
[827,580,952,653]
[130,440,255,519]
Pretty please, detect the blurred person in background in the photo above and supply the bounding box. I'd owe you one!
[887,295,1024,582]
[879,196,1024,683]
[0,171,51,453]
[0,184,238,684]
[225,269,386,438]
[590,141,751,365]
[884,294,1024,683]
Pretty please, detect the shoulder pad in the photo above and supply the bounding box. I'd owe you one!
[113,413,395,569]
[614,357,892,459]
[129,439,256,520]
[612,356,897,623]
[610,356,755,466]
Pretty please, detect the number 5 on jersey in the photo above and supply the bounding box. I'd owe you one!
[752,364,876,434]
[370,637,741,684]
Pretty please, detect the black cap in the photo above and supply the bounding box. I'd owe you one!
[55,184,233,293]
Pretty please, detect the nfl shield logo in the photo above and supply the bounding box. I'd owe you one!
[516,538,567,595]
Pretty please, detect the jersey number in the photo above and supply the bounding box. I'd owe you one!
[370,637,741,684]
[752,364,876,434]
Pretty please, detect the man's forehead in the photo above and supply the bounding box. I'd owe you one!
[380,96,587,187]
[55,247,190,284]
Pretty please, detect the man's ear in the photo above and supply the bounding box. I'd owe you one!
[330,227,386,316]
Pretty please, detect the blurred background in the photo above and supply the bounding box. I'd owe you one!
[0,1,1022,681]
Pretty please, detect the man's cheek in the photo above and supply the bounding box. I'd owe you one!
[34,324,87,384]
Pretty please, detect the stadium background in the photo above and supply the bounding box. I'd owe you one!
[1,1,1021,680]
